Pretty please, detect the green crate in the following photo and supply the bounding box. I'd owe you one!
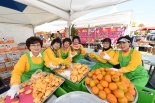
[61,77,90,93]
[54,86,67,97]
[135,85,155,103]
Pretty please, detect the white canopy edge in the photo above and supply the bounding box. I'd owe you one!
[73,10,133,27]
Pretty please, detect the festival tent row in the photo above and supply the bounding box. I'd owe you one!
[0,0,130,43]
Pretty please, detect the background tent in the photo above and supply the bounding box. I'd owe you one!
[0,0,130,43]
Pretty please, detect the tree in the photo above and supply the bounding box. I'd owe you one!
[71,24,78,37]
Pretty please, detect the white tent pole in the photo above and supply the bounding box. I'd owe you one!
[88,24,90,49]
[67,21,72,38]
[15,0,70,20]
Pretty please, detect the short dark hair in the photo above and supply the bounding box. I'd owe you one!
[72,36,81,43]
[102,38,111,45]
[62,38,72,45]
[26,36,43,50]
[51,37,62,47]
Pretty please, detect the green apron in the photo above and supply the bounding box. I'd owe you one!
[21,52,44,82]
[60,47,70,59]
[72,48,84,63]
[91,61,113,70]
[118,48,149,86]
[91,50,114,70]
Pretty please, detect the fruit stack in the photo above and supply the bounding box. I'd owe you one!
[85,68,136,103]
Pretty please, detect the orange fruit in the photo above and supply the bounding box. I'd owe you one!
[128,88,136,96]
[19,88,25,93]
[91,86,99,95]
[112,75,120,82]
[97,84,103,90]
[125,92,134,102]
[100,80,108,88]
[118,97,128,103]
[128,83,134,89]
[100,52,105,56]
[94,79,100,84]
[88,72,93,77]
[116,82,128,92]
[104,88,111,94]
[107,94,117,103]
[97,74,103,80]
[90,80,96,87]
[25,89,32,94]
[109,83,118,90]
[92,75,98,80]
[95,69,101,75]
[101,71,106,76]
[71,75,78,83]
[113,89,125,98]
[85,77,91,85]
[98,91,106,100]
[104,75,111,82]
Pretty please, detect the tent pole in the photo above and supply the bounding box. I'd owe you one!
[67,21,72,38]
[88,24,90,48]
[31,25,35,36]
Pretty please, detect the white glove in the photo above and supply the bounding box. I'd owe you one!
[69,52,77,58]
[98,50,102,55]
[49,62,59,70]
[110,68,118,71]
[102,52,110,60]
[7,85,20,99]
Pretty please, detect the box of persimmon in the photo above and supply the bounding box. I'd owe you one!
[5,72,64,103]
[54,63,90,84]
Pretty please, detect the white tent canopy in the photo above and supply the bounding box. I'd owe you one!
[0,0,130,43]
[0,0,131,26]
[73,10,133,27]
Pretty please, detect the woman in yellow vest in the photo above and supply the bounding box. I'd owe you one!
[57,38,74,66]
[102,36,149,86]
[71,36,86,63]
[89,38,116,69]
[44,37,64,71]
[7,36,44,99]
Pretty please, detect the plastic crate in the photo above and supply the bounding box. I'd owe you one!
[54,87,67,97]
[135,85,155,103]
[62,79,84,92]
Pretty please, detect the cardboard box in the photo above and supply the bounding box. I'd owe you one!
[0,70,11,79]
[12,60,18,66]
[0,44,6,53]
[0,63,6,72]
[12,51,21,60]
[6,52,13,62]
[0,53,7,63]
[5,62,13,71]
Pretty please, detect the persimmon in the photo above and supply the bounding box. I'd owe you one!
[109,83,118,90]
[107,94,117,103]
[91,86,99,95]
[98,91,106,100]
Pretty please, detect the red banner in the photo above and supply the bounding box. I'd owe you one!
[78,27,126,44]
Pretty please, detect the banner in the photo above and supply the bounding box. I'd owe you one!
[78,27,126,44]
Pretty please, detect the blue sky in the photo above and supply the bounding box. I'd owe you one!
[79,0,155,26]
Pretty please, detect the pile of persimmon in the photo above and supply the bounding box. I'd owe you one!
[85,68,136,103]
[21,73,63,103]
[70,63,89,83]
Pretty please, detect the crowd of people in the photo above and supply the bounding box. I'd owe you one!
[6,35,149,99]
